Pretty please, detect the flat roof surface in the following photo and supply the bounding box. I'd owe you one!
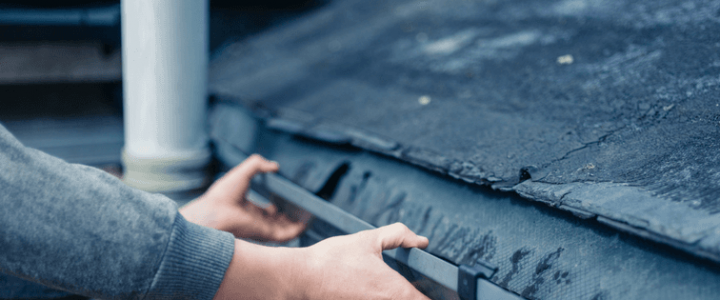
[210,0,720,262]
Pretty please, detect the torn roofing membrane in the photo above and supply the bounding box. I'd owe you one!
[209,0,720,263]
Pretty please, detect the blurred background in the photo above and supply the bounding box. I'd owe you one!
[5,1,720,300]
[0,0,322,192]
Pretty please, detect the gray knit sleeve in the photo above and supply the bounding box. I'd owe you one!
[0,125,235,300]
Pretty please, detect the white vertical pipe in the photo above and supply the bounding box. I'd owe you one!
[121,0,211,193]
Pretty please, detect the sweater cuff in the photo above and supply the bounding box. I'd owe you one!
[144,214,235,300]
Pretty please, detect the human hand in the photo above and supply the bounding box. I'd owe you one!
[299,222,431,299]
[213,223,431,300]
[180,154,306,242]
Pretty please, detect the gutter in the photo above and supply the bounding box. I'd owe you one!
[253,172,524,300]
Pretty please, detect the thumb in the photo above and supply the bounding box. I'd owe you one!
[384,266,433,300]
[376,223,429,250]
[205,155,279,201]
[219,155,279,189]
[231,154,280,182]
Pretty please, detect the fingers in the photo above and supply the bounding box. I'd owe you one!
[239,203,306,242]
[246,154,280,173]
[375,223,429,250]
[231,154,279,182]
[375,225,431,299]
[249,217,305,243]
[266,210,307,242]
[263,204,278,216]
[208,154,278,201]
[269,220,307,242]
[390,271,433,300]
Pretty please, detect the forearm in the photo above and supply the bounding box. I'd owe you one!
[214,239,308,300]
[214,223,431,300]
[0,125,234,299]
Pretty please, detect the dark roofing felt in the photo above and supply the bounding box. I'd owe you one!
[209,109,720,300]
[209,0,720,262]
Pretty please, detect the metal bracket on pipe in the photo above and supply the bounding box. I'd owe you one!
[252,172,523,300]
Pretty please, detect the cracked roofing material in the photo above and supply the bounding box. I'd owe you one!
[209,0,720,262]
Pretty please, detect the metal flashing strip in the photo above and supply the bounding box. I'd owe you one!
[254,173,523,300]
